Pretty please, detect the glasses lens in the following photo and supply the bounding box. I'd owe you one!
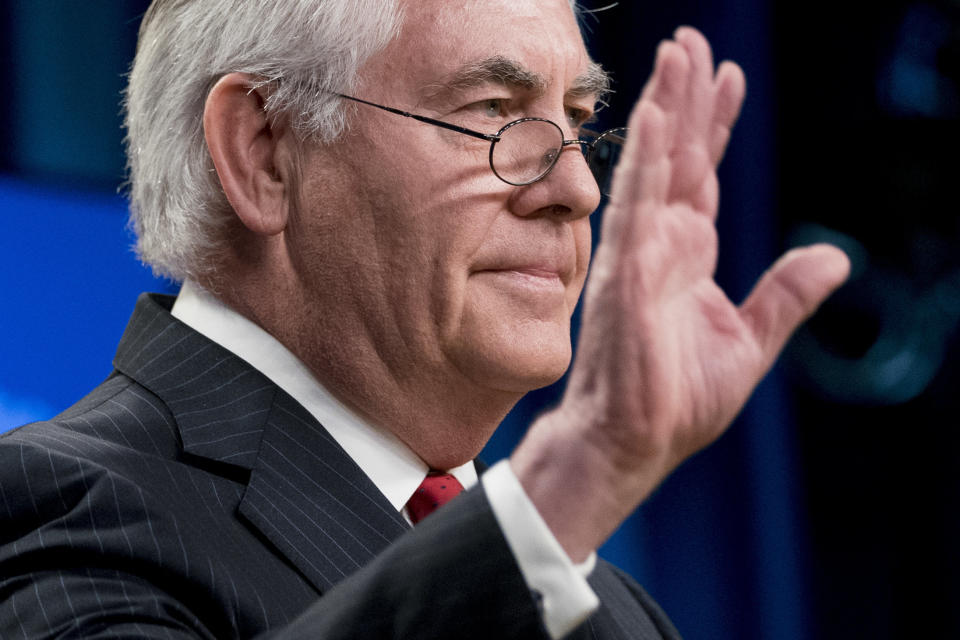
[491,119,564,185]
[587,127,627,196]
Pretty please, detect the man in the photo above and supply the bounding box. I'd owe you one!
[0,0,849,638]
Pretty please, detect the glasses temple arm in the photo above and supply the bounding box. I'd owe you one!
[336,94,498,142]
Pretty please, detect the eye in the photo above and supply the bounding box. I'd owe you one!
[467,98,508,119]
[565,106,595,131]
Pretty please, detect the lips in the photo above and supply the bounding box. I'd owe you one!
[471,253,575,285]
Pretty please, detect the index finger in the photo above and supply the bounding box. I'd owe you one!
[709,61,746,164]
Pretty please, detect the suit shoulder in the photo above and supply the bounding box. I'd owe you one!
[2,372,181,464]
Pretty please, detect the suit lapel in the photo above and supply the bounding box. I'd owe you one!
[113,293,410,593]
[239,392,409,591]
[113,293,275,468]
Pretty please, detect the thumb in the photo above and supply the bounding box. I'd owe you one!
[740,244,851,365]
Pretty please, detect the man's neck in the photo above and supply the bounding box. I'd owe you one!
[171,279,481,504]
[184,277,521,469]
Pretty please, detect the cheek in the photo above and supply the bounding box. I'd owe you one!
[369,186,495,348]
[568,219,593,304]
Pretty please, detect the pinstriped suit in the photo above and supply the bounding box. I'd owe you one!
[0,293,681,639]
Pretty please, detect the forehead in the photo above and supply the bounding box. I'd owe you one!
[359,0,592,98]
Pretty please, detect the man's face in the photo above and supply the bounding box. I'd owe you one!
[287,0,602,401]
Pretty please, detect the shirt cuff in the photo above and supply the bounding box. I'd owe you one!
[481,460,599,639]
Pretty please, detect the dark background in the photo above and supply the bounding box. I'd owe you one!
[2,1,958,638]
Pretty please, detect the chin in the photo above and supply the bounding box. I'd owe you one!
[512,348,572,390]
[457,335,573,394]
[451,300,575,392]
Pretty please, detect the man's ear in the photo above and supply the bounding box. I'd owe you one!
[204,73,291,236]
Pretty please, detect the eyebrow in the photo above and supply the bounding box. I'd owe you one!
[569,62,612,106]
[425,56,546,99]
[423,56,612,106]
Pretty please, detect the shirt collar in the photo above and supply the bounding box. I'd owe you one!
[170,279,477,511]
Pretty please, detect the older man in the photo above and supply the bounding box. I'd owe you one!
[0,0,849,638]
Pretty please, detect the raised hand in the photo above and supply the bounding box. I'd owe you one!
[512,27,850,561]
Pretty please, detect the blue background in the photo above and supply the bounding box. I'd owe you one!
[3,2,959,639]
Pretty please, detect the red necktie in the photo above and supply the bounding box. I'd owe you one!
[406,470,464,524]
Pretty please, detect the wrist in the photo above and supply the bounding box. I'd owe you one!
[510,407,668,563]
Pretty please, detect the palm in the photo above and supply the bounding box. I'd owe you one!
[563,28,849,480]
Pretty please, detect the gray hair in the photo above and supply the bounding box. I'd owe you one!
[124,0,581,282]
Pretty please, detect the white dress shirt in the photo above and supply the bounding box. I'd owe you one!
[171,279,597,638]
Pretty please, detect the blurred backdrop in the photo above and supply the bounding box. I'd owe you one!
[2,1,959,638]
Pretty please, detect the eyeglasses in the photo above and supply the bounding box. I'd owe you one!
[337,94,627,196]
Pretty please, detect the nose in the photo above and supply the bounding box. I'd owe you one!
[509,140,600,220]
[520,140,601,220]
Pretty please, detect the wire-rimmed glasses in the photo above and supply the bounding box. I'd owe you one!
[337,94,627,196]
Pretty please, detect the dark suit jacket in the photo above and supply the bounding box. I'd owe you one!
[0,293,681,639]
